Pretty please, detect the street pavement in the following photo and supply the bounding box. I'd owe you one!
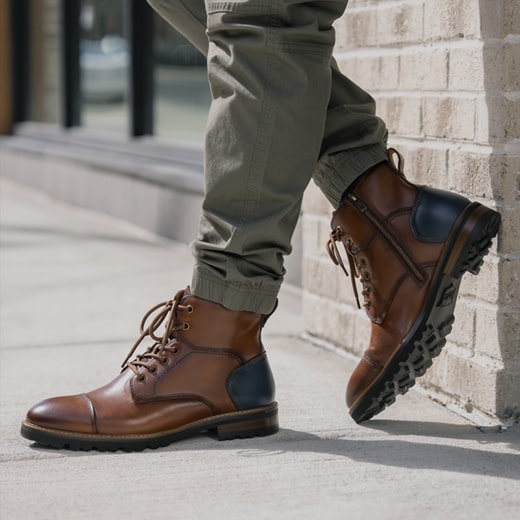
[1,177,519,519]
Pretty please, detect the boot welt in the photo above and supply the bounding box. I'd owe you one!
[20,402,279,451]
[350,203,501,423]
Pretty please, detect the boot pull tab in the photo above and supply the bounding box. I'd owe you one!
[388,148,405,177]
[261,299,278,327]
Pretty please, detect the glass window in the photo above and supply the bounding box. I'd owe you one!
[80,0,128,133]
[153,14,211,144]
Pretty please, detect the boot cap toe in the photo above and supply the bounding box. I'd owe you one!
[25,394,95,434]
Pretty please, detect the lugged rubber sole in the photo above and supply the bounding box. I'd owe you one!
[349,203,501,423]
[20,402,279,451]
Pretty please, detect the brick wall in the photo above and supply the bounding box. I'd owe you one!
[302,0,520,421]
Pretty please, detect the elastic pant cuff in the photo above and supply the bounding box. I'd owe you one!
[192,267,279,314]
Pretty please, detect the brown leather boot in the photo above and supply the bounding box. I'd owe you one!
[21,287,278,450]
[327,149,501,423]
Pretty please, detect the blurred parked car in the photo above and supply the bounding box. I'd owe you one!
[81,35,129,102]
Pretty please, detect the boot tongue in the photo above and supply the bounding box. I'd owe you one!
[173,287,189,303]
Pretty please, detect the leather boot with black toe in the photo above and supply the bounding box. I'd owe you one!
[327,149,501,423]
[21,287,278,450]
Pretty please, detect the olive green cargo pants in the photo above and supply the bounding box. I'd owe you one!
[147,0,388,313]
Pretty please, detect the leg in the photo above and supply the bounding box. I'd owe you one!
[194,0,349,313]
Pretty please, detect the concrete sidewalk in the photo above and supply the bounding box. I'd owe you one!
[1,178,519,519]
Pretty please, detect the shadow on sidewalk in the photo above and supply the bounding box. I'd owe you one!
[25,423,520,481]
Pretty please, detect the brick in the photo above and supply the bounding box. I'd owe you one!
[477,94,520,144]
[504,42,520,92]
[303,292,359,350]
[474,257,500,304]
[302,183,332,216]
[449,44,486,91]
[496,206,520,255]
[450,300,476,352]
[500,259,520,308]
[476,0,520,40]
[496,367,520,420]
[336,54,400,92]
[448,149,519,201]
[496,311,520,362]
[400,145,448,188]
[375,2,424,46]
[351,314,371,355]
[452,356,501,416]
[336,8,378,49]
[460,42,520,94]
[399,48,448,91]
[504,0,520,36]
[474,306,502,361]
[301,214,322,254]
[421,348,449,392]
[317,217,334,260]
[376,95,422,137]
[302,256,340,301]
[336,263,363,308]
[458,272,477,299]
[478,0,507,39]
[424,0,479,41]
[423,96,476,140]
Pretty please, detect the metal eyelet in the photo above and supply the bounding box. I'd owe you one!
[186,305,193,314]
[149,365,157,373]
[137,374,146,382]
[183,323,190,330]
[171,346,178,353]
[160,356,168,364]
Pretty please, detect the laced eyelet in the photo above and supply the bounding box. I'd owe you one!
[160,356,168,364]
[149,365,157,373]
[171,347,178,353]
[360,258,367,267]
[183,323,190,330]
[186,305,193,313]
[364,301,372,310]
[364,272,370,280]
[137,374,146,382]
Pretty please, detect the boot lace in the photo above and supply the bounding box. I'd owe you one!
[326,227,373,311]
[121,290,193,379]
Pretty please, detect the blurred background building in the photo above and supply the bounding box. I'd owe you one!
[5,0,210,140]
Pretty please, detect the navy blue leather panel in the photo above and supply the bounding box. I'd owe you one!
[227,352,275,410]
[411,187,469,243]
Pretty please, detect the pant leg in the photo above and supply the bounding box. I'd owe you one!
[315,58,388,207]
[191,0,354,314]
[147,0,387,313]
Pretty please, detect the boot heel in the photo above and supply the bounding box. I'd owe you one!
[213,405,279,441]
[445,204,501,278]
